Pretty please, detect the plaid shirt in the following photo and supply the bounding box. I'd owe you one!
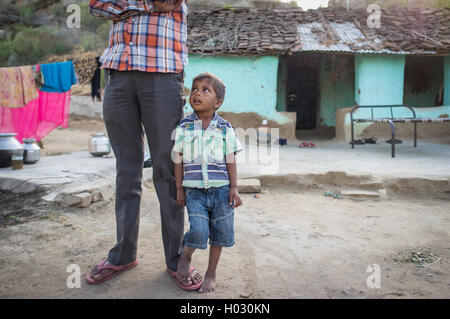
[172,113,243,189]
[89,0,188,73]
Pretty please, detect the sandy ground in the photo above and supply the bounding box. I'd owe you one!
[39,114,108,156]
[0,116,449,299]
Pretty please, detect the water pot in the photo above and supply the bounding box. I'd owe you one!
[22,138,41,164]
[0,133,24,168]
[89,133,111,157]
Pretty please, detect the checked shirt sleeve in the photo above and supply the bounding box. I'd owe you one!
[172,125,184,154]
[89,0,153,21]
[225,126,243,156]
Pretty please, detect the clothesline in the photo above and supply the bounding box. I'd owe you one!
[0,60,85,143]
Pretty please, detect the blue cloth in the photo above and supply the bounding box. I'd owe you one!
[40,61,77,93]
[183,185,235,249]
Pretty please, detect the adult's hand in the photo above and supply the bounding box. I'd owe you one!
[153,0,183,13]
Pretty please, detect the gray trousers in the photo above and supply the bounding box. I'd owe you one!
[103,69,185,271]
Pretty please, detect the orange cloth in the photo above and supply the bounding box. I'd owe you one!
[0,66,39,109]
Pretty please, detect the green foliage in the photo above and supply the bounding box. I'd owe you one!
[436,0,450,8]
[0,27,71,67]
[0,41,13,66]
[96,21,112,48]
[222,4,236,10]
[50,2,66,23]
[18,4,34,26]
[0,1,114,66]
[78,2,104,31]
[80,33,98,51]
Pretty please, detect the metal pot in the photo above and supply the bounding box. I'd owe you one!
[89,133,111,157]
[0,133,24,168]
[22,138,41,164]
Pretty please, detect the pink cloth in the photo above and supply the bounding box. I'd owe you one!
[0,90,71,143]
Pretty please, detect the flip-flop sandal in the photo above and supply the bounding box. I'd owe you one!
[350,139,365,145]
[166,267,203,291]
[364,137,377,144]
[85,259,139,285]
[299,142,309,148]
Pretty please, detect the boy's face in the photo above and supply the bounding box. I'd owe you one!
[189,78,223,113]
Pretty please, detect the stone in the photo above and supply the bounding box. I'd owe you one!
[341,189,380,199]
[91,190,103,202]
[31,13,55,26]
[359,178,384,191]
[54,193,81,207]
[238,179,261,193]
[75,192,93,208]
[378,189,388,200]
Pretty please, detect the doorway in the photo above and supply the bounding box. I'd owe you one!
[285,55,319,130]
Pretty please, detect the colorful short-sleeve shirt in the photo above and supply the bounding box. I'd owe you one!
[172,112,242,189]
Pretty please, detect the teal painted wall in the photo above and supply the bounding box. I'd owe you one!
[184,54,291,124]
[444,56,450,106]
[403,56,443,107]
[355,54,405,106]
[319,55,355,127]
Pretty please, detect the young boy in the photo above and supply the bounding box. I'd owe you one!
[172,73,243,293]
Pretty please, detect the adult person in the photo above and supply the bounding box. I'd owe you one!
[86,0,202,289]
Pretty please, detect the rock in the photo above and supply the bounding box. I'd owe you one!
[52,191,92,207]
[341,189,380,200]
[31,13,55,26]
[239,290,253,298]
[91,190,103,202]
[75,192,93,208]
[238,179,261,193]
[378,189,388,200]
[359,178,384,191]
[54,193,81,207]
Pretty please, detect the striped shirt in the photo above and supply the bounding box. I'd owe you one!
[172,112,243,189]
[89,0,188,73]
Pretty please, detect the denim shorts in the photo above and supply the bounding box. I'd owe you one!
[183,185,234,249]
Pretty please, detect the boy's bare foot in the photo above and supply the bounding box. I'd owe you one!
[176,247,202,285]
[199,272,216,293]
[191,269,203,285]
[176,253,193,285]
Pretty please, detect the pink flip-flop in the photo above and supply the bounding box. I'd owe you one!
[166,267,203,291]
[86,259,139,285]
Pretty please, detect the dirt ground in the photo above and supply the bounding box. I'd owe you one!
[0,116,449,299]
[39,114,108,156]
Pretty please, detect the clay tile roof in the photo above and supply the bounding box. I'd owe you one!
[187,7,450,56]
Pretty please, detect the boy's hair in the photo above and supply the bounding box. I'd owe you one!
[192,72,226,101]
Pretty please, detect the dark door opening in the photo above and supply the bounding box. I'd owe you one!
[285,56,319,130]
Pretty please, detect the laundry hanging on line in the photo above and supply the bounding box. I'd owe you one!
[0,62,75,143]
[0,65,39,109]
[91,56,102,102]
[40,61,77,93]
[0,90,71,143]
[73,56,98,86]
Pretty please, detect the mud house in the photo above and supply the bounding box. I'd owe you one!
[185,6,450,140]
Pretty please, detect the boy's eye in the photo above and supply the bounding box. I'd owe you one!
[204,88,209,92]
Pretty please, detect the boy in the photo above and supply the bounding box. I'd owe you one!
[171,73,243,292]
